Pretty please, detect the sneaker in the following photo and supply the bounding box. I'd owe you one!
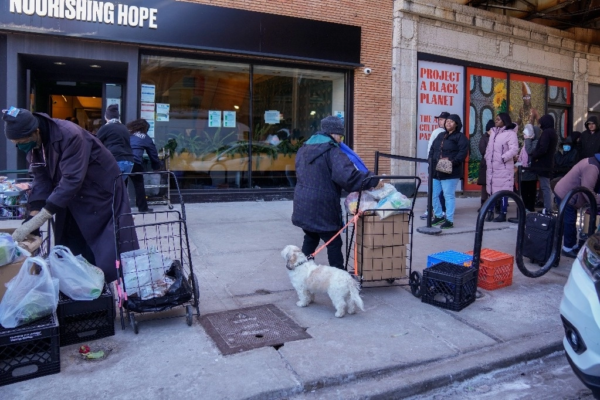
[492,213,506,222]
[562,249,578,259]
[440,220,454,229]
[420,211,428,220]
[431,216,445,226]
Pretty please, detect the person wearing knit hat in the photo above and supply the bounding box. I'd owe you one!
[428,114,469,229]
[292,115,381,269]
[2,106,137,283]
[420,111,449,220]
[96,103,135,183]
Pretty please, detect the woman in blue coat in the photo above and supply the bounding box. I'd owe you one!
[4,107,137,283]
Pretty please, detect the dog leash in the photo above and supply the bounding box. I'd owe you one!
[309,211,363,260]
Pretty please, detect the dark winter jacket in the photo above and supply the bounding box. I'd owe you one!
[554,149,578,178]
[428,129,469,180]
[130,132,161,169]
[530,115,558,178]
[292,132,377,233]
[477,132,489,185]
[96,121,134,163]
[27,113,138,282]
[577,116,600,161]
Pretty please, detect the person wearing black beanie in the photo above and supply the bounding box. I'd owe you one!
[2,106,138,283]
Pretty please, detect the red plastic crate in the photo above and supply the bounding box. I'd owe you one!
[466,249,514,291]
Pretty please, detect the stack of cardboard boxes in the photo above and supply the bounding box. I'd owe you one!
[354,212,410,281]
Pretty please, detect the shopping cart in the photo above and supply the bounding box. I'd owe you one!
[0,170,32,220]
[345,175,422,297]
[112,171,199,334]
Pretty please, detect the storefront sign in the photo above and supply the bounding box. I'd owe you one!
[416,61,465,189]
[1,1,361,65]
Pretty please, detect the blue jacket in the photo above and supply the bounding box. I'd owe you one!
[130,132,161,169]
[292,132,377,232]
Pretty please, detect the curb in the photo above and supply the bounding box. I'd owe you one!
[265,330,564,399]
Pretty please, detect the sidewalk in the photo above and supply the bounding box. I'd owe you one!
[0,197,572,399]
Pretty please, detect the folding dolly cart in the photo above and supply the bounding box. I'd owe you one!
[113,171,199,334]
[345,175,422,297]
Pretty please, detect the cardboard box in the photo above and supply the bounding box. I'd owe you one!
[356,213,410,249]
[0,257,25,301]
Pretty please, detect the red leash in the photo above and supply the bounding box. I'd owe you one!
[309,211,363,259]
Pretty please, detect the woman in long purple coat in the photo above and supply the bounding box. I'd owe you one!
[4,108,137,283]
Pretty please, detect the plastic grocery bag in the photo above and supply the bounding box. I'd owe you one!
[344,191,378,215]
[0,233,30,267]
[120,248,172,296]
[48,246,105,301]
[143,174,161,196]
[368,183,396,200]
[0,257,59,328]
[375,192,413,219]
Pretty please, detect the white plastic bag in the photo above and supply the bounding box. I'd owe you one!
[0,233,30,267]
[368,183,396,200]
[375,192,412,219]
[120,248,172,297]
[0,257,59,328]
[344,191,378,215]
[143,174,161,196]
[48,245,105,301]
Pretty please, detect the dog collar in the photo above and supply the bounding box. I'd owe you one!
[295,259,310,268]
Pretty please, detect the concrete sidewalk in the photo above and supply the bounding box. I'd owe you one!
[0,196,573,399]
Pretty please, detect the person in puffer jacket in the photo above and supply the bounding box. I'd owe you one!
[292,116,380,269]
[126,119,161,213]
[484,113,519,222]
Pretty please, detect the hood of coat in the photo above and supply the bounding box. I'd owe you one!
[585,116,599,131]
[539,114,555,130]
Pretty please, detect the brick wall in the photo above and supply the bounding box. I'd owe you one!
[189,0,394,171]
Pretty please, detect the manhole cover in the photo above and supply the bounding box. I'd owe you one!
[200,304,311,355]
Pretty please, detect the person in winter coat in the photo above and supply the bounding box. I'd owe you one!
[96,104,134,180]
[577,116,600,161]
[518,124,541,212]
[530,114,559,212]
[428,114,469,229]
[553,136,578,181]
[484,113,519,222]
[420,111,449,220]
[292,116,380,269]
[554,155,600,258]
[126,119,161,213]
[478,119,494,213]
[3,107,137,283]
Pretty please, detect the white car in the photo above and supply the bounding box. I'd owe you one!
[560,232,600,398]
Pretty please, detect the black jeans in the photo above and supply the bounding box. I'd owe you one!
[129,163,149,211]
[302,229,344,269]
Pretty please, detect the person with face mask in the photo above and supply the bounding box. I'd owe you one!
[553,136,578,180]
[2,107,138,283]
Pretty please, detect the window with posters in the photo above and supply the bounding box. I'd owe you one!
[416,60,465,189]
[421,57,573,192]
[465,68,508,187]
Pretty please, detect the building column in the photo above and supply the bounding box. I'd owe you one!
[572,55,589,132]
[391,10,418,176]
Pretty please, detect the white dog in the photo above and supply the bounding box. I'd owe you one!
[281,245,364,318]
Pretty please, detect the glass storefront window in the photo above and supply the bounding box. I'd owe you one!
[251,65,345,188]
[140,55,345,190]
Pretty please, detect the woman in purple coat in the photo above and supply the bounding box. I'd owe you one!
[4,107,137,283]
[485,113,519,222]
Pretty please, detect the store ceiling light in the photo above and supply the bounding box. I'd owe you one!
[310,111,316,116]
[234,105,239,109]
[54,61,66,66]
[90,64,101,68]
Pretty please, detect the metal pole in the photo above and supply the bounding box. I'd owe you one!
[417,158,441,235]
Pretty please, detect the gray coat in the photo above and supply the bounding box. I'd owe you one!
[28,114,137,282]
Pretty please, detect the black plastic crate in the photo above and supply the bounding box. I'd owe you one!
[57,284,115,346]
[421,262,478,312]
[0,312,60,386]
